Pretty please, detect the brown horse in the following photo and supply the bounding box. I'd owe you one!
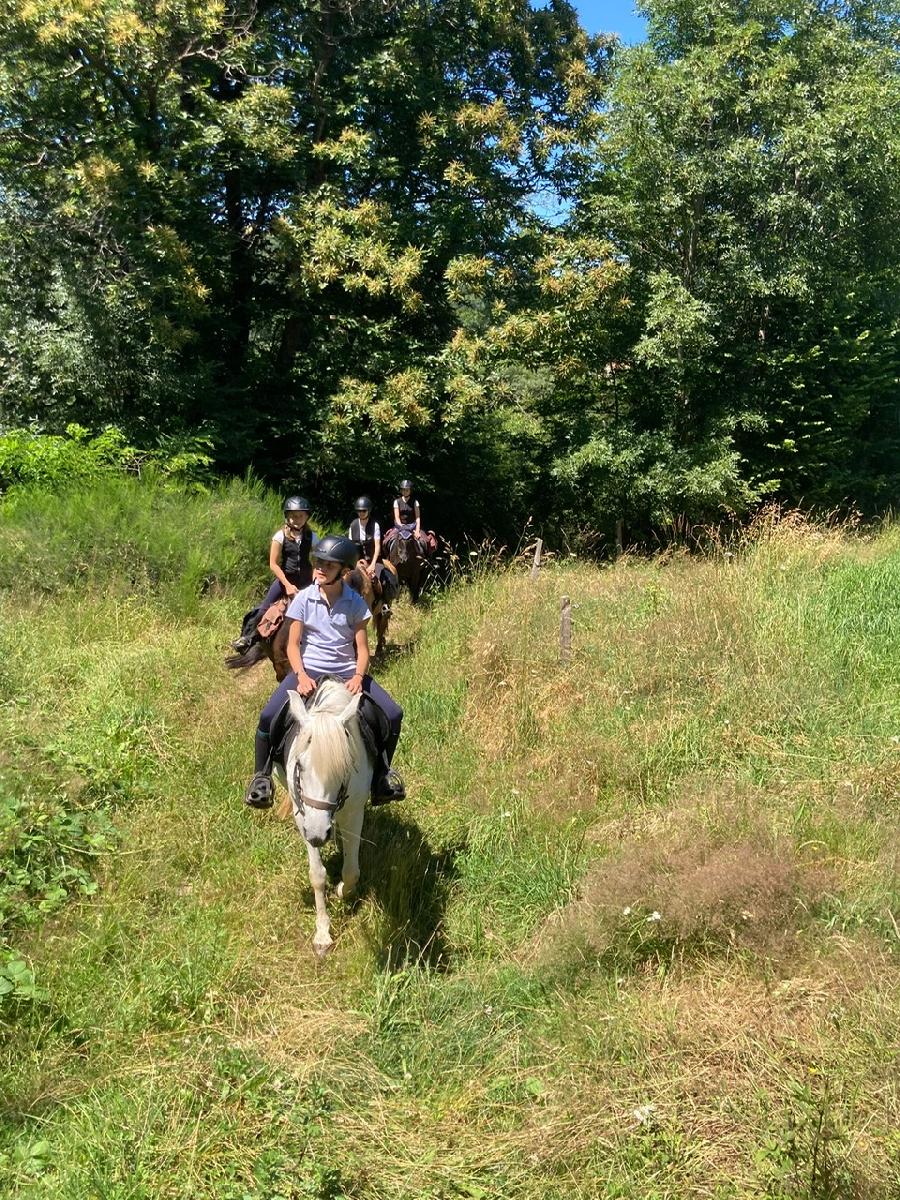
[387,530,428,603]
[350,561,398,656]
[224,597,293,680]
[224,563,397,681]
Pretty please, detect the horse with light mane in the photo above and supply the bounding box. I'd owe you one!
[274,677,373,955]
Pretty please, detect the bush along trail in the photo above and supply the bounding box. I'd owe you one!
[1,487,899,1198]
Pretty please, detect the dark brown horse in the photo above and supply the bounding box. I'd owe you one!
[351,561,398,656]
[224,597,293,680]
[387,531,428,603]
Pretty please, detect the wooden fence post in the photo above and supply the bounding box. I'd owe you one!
[559,595,572,666]
[530,537,543,581]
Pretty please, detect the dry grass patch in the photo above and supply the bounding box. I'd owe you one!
[527,794,834,972]
[532,940,900,1196]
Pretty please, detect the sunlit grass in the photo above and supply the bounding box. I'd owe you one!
[0,507,898,1197]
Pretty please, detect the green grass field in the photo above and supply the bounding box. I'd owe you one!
[1,490,898,1199]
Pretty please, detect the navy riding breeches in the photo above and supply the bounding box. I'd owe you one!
[257,670,402,759]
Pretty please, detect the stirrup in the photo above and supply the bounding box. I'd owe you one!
[231,635,253,653]
[371,768,406,806]
[244,772,274,809]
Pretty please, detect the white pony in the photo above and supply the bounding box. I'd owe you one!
[274,678,373,955]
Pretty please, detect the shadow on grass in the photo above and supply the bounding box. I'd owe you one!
[372,638,419,668]
[330,808,461,972]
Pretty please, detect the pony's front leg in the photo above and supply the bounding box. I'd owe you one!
[306,843,333,955]
[335,799,365,900]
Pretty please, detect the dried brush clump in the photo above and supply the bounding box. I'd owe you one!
[529,809,832,973]
[738,505,865,567]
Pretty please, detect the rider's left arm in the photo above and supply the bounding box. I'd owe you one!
[369,533,382,572]
[414,500,421,535]
[346,621,370,694]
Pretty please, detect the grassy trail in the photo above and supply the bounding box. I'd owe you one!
[1,514,899,1199]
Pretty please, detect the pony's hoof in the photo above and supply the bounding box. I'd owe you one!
[313,940,333,959]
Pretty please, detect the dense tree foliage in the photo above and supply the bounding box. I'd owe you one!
[590,0,900,522]
[0,0,897,540]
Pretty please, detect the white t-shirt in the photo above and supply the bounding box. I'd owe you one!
[348,520,381,540]
[272,528,320,547]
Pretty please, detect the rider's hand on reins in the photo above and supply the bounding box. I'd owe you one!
[296,672,317,697]
[346,672,364,695]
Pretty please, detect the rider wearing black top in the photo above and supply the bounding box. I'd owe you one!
[349,496,397,607]
[349,496,381,565]
[231,496,319,654]
[388,478,428,555]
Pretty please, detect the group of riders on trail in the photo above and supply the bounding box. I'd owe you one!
[236,482,434,813]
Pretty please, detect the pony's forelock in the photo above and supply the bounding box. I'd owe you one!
[307,712,356,791]
[295,680,359,794]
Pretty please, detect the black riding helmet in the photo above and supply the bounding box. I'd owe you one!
[354,495,373,512]
[399,479,413,490]
[313,534,360,569]
[283,495,311,514]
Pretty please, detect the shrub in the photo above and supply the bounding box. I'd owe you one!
[0,424,215,495]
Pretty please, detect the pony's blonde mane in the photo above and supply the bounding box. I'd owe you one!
[295,680,358,793]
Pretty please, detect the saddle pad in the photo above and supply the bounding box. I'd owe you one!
[257,596,288,639]
[268,687,388,771]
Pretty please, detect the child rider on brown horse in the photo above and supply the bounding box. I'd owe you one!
[232,496,319,654]
[348,495,399,614]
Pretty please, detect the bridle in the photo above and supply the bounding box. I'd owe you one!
[292,760,349,817]
[290,721,353,819]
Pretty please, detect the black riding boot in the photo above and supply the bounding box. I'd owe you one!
[232,606,261,654]
[371,732,405,805]
[244,731,274,808]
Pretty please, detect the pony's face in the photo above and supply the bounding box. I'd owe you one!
[287,688,359,848]
[291,746,342,847]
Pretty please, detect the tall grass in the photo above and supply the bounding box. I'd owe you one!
[0,500,898,1197]
[0,473,281,612]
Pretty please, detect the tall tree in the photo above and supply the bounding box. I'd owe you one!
[0,0,610,522]
[573,0,900,522]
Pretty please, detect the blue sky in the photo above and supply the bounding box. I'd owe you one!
[574,0,647,43]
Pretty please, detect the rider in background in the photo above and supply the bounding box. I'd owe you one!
[393,479,421,540]
[385,478,430,556]
[348,496,382,578]
[232,496,319,654]
[243,535,406,809]
[349,495,395,614]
